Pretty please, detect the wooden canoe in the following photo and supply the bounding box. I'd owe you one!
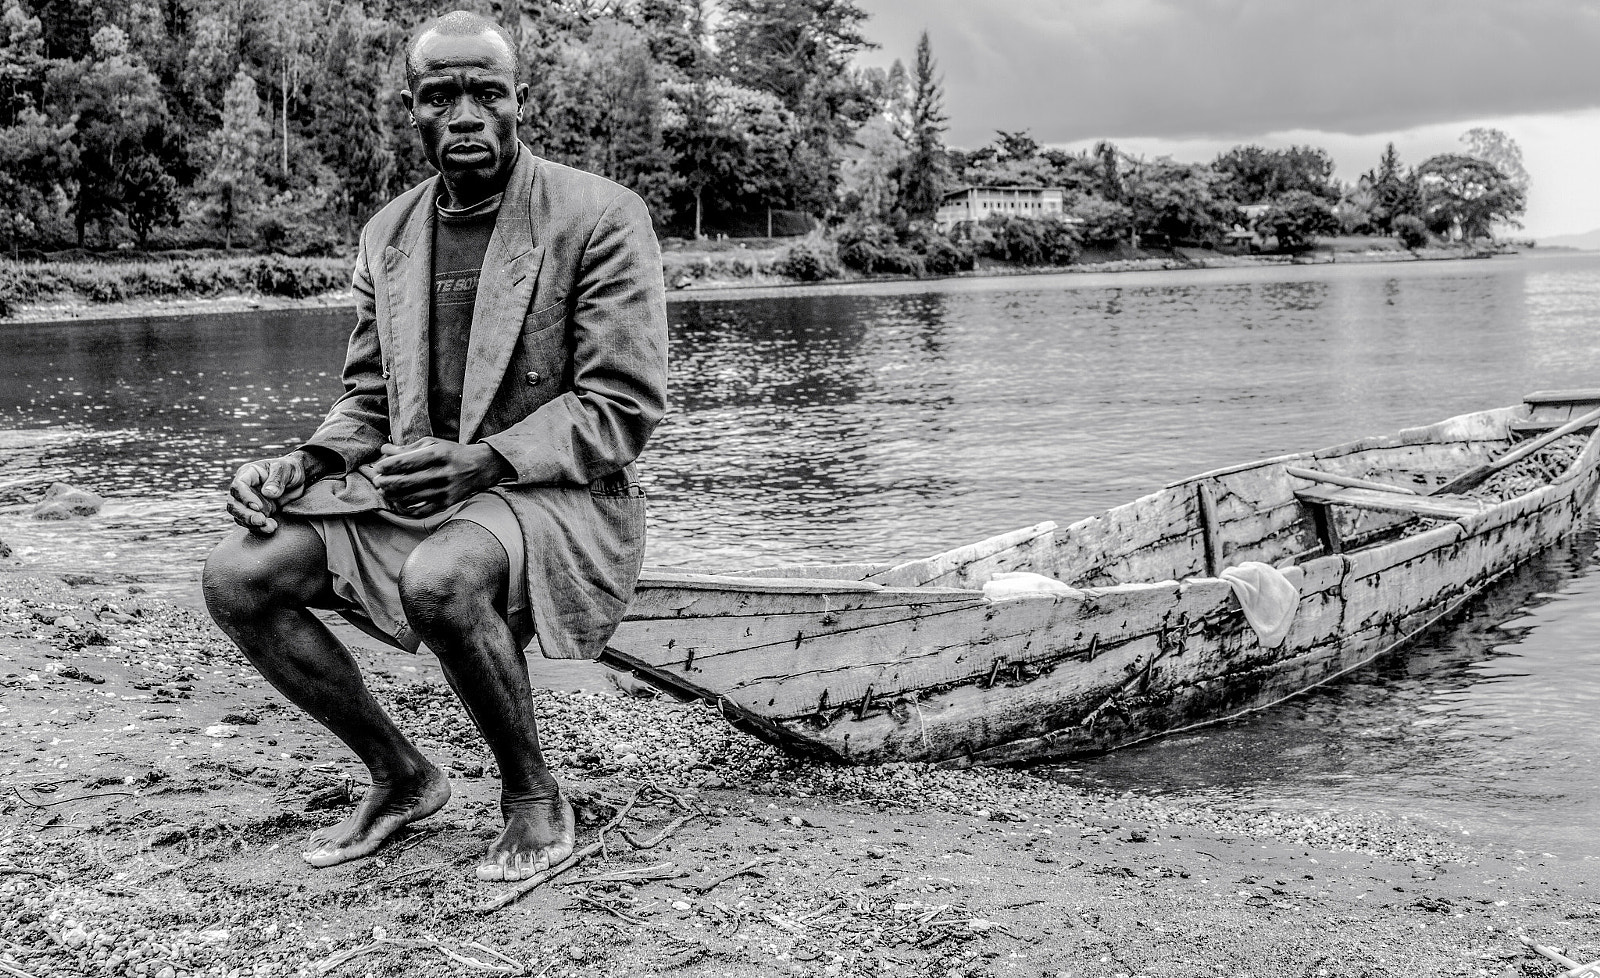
[599,391,1600,767]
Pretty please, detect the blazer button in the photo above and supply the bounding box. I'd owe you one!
[525,371,541,385]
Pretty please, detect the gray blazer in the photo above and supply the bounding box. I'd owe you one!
[288,144,669,659]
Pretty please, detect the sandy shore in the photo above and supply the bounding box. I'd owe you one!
[0,570,1593,977]
[1,247,1497,326]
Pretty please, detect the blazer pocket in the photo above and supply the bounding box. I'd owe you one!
[522,298,566,334]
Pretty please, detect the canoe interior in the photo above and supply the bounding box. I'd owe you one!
[611,395,1600,766]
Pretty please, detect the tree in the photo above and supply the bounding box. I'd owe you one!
[122,152,178,247]
[1213,144,1336,203]
[1415,153,1526,241]
[47,25,177,246]
[1126,159,1232,242]
[1460,127,1529,194]
[662,77,794,234]
[1094,141,1124,203]
[716,0,876,216]
[0,0,46,127]
[1252,189,1338,250]
[305,8,394,240]
[200,67,270,248]
[994,129,1038,161]
[895,30,946,220]
[1365,142,1419,233]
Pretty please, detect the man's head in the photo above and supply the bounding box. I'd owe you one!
[402,11,527,196]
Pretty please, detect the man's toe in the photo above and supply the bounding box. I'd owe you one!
[474,862,506,882]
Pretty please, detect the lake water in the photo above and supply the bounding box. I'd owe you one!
[4,252,1600,854]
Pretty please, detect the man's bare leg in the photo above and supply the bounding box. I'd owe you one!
[398,521,573,882]
[203,523,450,867]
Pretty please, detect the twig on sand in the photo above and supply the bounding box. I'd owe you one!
[10,786,134,809]
[687,857,775,894]
[376,863,446,887]
[313,936,525,975]
[568,892,645,926]
[479,787,702,915]
[0,867,52,880]
[564,861,679,886]
[0,960,43,978]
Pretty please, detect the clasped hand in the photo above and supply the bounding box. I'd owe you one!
[372,437,511,518]
[226,439,509,535]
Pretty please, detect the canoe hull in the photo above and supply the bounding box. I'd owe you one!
[603,398,1600,766]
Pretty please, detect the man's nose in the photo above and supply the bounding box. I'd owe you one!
[447,102,485,132]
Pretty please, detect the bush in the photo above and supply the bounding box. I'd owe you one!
[979,214,1082,266]
[1392,214,1430,250]
[836,222,925,276]
[770,236,843,282]
[0,254,351,314]
[902,225,976,275]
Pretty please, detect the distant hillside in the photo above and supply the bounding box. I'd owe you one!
[1538,228,1600,250]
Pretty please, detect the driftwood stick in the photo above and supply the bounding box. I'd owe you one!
[616,811,700,852]
[1283,465,1417,495]
[0,866,52,880]
[1517,932,1583,970]
[10,787,134,809]
[0,961,42,978]
[689,857,775,894]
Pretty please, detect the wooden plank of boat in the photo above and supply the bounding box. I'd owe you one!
[1293,486,1488,521]
[627,571,984,621]
[865,521,1057,588]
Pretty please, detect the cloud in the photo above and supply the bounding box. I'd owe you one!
[857,0,1600,146]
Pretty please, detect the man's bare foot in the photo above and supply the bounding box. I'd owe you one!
[474,788,575,882]
[302,764,451,868]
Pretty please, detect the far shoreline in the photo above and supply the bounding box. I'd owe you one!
[3,245,1578,327]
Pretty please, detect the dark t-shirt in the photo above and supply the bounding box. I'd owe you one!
[429,192,502,441]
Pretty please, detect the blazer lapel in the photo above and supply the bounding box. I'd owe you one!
[459,145,544,442]
[380,178,439,444]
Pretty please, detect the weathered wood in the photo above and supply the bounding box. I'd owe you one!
[1283,465,1417,494]
[1508,419,1600,437]
[1432,404,1600,496]
[627,574,982,621]
[720,562,895,581]
[1196,483,1222,576]
[1523,389,1600,406]
[866,522,1056,589]
[1295,486,1487,521]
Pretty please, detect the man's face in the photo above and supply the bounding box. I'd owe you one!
[403,31,526,183]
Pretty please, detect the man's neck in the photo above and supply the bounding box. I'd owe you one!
[439,156,516,210]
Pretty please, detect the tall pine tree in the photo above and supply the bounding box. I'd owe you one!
[896,30,946,220]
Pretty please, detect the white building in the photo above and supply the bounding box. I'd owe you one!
[935,186,1067,230]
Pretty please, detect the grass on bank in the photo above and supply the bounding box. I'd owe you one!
[0,254,352,317]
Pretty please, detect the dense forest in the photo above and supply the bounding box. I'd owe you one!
[0,0,1530,267]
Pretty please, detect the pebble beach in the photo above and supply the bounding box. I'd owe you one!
[0,572,1594,978]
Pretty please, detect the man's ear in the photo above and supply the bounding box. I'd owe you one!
[515,82,529,120]
[401,89,415,113]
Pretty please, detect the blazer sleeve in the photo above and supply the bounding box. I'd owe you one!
[481,190,669,485]
[300,237,391,473]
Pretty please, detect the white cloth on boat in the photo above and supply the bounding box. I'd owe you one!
[1218,561,1304,648]
[982,571,1082,601]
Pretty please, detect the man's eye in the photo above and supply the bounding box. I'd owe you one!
[476,92,501,103]
[428,94,451,107]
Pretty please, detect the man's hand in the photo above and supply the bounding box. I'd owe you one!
[227,451,317,535]
[372,438,512,518]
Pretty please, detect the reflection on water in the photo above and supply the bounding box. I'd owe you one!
[4,252,1600,850]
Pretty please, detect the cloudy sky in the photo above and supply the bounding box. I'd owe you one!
[855,0,1600,238]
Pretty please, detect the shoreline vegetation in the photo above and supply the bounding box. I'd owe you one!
[1,237,1506,325]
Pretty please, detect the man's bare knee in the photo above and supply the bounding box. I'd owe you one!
[398,524,506,637]
[202,524,327,626]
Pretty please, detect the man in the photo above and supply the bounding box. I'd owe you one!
[201,10,668,882]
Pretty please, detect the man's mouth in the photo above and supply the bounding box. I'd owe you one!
[443,143,493,165]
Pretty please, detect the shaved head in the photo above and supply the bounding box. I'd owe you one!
[405,10,518,87]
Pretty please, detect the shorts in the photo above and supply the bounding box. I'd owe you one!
[307,492,528,653]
